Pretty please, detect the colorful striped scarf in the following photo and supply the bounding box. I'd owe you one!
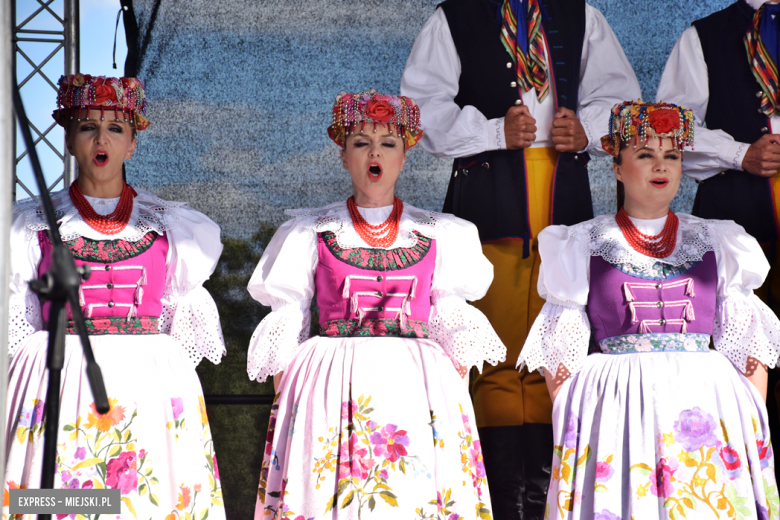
[500,0,549,103]
[745,2,780,117]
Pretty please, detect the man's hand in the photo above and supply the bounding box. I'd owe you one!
[551,107,588,153]
[742,134,780,177]
[504,105,537,149]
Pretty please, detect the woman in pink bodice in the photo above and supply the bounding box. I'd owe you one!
[247,90,507,519]
[3,74,226,519]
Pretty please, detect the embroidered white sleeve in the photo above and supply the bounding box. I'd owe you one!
[247,305,312,382]
[8,290,43,358]
[429,295,506,372]
[713,293,780,372]
[160,287,226,368]
[161,205,226,366]
[518,302,591,376]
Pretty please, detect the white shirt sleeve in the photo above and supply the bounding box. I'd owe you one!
[427,215,507,372]
[246,218,317,382]
[518,225,592,375]
[577,5,643,155]
[400,8,506,159]
[161,206,226,367]
[711,220,780,371]
[7,211,44,359]
[656,27,751,180]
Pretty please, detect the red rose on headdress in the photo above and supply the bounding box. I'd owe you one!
[365,100,395,124]
[647,109,680,135]
[93,78,117,105]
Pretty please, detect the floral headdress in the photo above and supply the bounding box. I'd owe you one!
[328,89,423,149]
[53,74,150,131]
[601,101,694,157]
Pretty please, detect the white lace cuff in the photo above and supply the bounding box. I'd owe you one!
[713,293,780,372]
[8,290,43,358]
[428,295,506,372]
[247,305,312,382]
[517,302,591,376]
[160,286,226,367]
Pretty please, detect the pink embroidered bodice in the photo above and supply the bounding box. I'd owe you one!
[315,230,436,337]
[38,230,168,334]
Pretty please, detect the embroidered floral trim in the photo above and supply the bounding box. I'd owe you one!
[610,260,700,280]
[321,230,432,271]
[65,316,160,335]
[39,230,159,262]
[319,318,428,338]
[598,332,710,354]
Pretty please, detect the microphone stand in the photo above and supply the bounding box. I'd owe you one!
[12,77,110,520]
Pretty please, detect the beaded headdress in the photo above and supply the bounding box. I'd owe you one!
[328,90,423,149]
[601,101,694,157]
[53,74,149,131]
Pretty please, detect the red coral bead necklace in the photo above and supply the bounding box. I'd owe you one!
[347,195,403,248]
[69,180,137,235]
[615,207,679,258]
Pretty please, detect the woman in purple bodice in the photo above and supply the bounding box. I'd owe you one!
[3,74,226,519]
[246,90,506,519]
[519,101,780,518]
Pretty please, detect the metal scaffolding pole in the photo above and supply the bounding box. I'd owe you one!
[0,0,15,486]
[12,0,79,199]
[63,0,79,185]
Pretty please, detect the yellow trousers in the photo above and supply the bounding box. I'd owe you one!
[472,147,559,427]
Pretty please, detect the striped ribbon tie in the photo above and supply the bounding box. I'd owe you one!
[500,0,549,103]
[745,3,780,117]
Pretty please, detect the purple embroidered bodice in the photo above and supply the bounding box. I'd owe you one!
[587,252,717,354]
[38,230,168,334]
[315,231,436,337]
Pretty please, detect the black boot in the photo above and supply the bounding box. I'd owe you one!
[522,423,554,520]
[477,425,525,520]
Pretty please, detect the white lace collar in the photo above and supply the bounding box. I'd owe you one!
[285,200,441,249]
[571,213,719,269]
[14,187,186,242]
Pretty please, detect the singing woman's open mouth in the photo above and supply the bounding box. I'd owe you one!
[93,151,109,167]
[368,162,383,181]
[650,177,669,188]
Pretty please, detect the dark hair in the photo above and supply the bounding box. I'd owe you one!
[613,141,631,165]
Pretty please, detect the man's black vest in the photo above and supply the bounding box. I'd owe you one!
[439,0,593,249]
[691,0,777,244]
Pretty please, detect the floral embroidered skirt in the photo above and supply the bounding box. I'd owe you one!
[547,350,777,520]
[3,332,225,520]
[256,336,492,520]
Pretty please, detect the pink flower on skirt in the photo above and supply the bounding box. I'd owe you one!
[370,424,409,462]
[649,457,677,498]
[341,400,358,422]
[171,397,184,421]
[595,461,614,482]
[339,433,376,480]
[467,440,486,479]
[105,451,137,495]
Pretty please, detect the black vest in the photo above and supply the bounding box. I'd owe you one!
[439,0,593,249]
[691,0,777,244]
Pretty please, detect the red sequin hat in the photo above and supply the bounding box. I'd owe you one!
[328,89,423,149]
[52,74,150,131]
